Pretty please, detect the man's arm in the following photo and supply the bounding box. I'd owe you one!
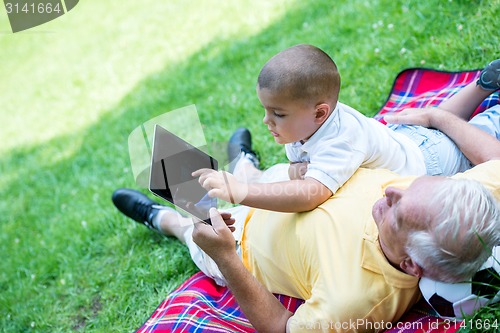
[385,108,500,164]
[193,169,332,212]
[192,208,292,333]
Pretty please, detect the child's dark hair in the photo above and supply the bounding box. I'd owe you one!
[257,44,341,105]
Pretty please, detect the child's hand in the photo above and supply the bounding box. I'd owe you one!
[288,162,308,180]
[383,107,446,128]
[192,169,248,204]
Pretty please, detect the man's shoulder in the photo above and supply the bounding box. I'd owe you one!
[452,160,500,180]
[338,167,402,191]
[316,168,402,210]
[452,160,500,201]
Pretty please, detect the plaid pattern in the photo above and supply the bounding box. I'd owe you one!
[137,273,460,333]
[137,68,500,333]
[136,272,303,333]
[374,67,499,123]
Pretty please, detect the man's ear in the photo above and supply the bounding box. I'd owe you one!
[400,257,423,278]
[314,103,331,124]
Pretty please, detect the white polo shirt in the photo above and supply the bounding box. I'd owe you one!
[285,102,426,193]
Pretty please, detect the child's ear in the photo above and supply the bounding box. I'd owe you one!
[314,103,331,124]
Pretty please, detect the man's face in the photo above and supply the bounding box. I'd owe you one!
[257,86,321,145]
[372,176,444,272]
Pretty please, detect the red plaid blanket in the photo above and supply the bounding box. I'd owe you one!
[137,68,499,333]
[375,67,499,122]
[137,272,303,333]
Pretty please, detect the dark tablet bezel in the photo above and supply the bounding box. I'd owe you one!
[149,124,217,224]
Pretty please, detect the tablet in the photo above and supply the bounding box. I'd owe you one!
[149,124,217,224]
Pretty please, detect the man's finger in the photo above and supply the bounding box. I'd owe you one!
[192,216,211,234]
[209,207,226,229]
[219,211,235,223]
[219,211,233,219]
[383,114,401,123]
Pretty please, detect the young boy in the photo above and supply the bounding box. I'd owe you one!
[195,48,500,213]
[193,44,427,212]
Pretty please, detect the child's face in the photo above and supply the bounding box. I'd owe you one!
[257,86,323,144]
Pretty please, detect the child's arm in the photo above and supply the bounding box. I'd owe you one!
[192,169,332,212]
[288,162,308,180]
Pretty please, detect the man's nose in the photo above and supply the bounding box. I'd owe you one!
[385,187,403,206]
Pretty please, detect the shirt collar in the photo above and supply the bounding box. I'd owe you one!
[362,203,419,289]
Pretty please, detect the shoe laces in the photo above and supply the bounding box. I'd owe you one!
[241,146,260,167]
[133,200,156,224]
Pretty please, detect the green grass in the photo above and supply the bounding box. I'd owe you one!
[1,0,499,331]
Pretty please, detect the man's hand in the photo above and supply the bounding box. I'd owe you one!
[384,107,447,128]
[192,208,237,265]
[193,208,293,333]
[386,106,500,164]
[288,162,308,180]
[192,169,248,204]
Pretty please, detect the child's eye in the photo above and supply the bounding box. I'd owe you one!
[273,111,285,118]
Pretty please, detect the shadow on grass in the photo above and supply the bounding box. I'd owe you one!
[0,0,494,330]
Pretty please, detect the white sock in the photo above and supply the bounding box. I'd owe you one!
[152,209,167,230]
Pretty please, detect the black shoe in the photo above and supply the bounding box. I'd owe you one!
[477,59,500,91]
[112,188,169,232]
[227,128,259,173]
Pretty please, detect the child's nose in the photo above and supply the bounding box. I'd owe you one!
[262,113,270,125]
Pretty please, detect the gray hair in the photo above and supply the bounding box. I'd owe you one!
[406,178,500,283]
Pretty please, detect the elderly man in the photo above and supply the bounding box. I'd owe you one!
[113,102,500,332]
[192,168,498,333]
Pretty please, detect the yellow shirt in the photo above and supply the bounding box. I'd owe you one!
[451,160,500,201]
[241,160,500,333]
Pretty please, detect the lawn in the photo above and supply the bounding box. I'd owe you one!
[1,0,499,331]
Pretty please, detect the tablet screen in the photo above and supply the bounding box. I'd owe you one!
[149,125,217,224]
